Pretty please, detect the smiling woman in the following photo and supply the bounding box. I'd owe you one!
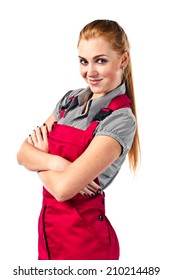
[17,19,140,260]
[78,38,129,97]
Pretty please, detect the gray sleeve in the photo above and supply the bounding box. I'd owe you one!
[95,108,136,155]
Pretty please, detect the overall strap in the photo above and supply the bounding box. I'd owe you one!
[59,96,74,119]
[58,93,131,134]
[92,94,131,122]
[59,88,84,119]
[107,94,131,110]
[88,94,131,133]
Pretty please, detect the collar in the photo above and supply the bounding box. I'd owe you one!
[76,82,126,106]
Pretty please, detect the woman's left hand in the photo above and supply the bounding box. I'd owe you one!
[27,124,49,153]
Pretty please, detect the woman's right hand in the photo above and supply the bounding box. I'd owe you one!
[79,180,102,197]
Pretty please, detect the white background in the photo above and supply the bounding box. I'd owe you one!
[0,0,172,279]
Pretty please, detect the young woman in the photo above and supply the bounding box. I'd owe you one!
[17,19,140,260]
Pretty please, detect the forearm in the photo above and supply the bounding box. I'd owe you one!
[38,135,121,202]
[38,169,79,201]
[17,140,71,171]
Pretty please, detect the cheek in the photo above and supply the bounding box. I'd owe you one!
[100,64,117,79]
[80,67,86,78]
[107,67,120,81]
[102,69,117,82]
[110,72,118,81]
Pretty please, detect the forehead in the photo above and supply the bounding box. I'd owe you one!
[78,38,116,57]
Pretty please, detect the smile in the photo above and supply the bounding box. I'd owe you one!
[88,79,102,85]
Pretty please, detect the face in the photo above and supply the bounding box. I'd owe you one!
[78,37,128,98]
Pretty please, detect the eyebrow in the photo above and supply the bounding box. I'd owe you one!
[78,54,108,59]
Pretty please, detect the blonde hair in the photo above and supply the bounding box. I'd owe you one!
[78,19,141,172]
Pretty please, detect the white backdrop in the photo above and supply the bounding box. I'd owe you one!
[0,0,172,279]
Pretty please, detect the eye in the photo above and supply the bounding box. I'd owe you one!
[79,59,88,65]
[96,58,107,64]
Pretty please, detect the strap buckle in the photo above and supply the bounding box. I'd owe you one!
[92,108,113,121]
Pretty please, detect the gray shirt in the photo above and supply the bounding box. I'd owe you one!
[53,82,136,190]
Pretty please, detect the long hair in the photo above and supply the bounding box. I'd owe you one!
[78,19,141,172]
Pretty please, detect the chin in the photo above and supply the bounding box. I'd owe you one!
[89,85,105,93]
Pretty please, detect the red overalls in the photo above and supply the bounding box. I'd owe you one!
[38,94,131,260]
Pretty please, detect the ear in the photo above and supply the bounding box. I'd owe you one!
[120,51,130,69]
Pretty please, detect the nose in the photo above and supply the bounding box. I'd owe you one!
[87,63,97,77]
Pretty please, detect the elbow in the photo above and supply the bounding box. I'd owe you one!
[55,195,68,202]
[16,146,25,166]
[42,171,77,202]
[16,150,22,165]
[53,181,75,202]
[16,140,29,166]
[54,190,73,202]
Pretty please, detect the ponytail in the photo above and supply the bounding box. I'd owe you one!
[125,59,141,171]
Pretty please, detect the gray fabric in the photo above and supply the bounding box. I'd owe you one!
[53,83,136,189]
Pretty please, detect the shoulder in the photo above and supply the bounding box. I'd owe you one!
[96,107,136,132]
[53,88,84,120]
[67,88,85,98]
[95,107,136,153]
[60,88,85,106]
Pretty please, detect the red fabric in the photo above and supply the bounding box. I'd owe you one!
[108,93,131,110]
[38,94,130,260]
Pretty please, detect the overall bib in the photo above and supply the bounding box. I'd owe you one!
[38,94,131,260]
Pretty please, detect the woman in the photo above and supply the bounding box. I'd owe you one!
[17,19,140,260]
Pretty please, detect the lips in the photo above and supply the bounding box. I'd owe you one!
[88,78,102,85]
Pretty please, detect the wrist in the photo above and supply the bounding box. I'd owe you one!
[48,155,71,171]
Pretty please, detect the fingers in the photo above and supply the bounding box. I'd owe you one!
[31,129,38,145]
[41,123,48,142]
[79,180,102,197]
[27,124,49,152]
[80,184,102,197]
[27,135,33,145]
[83,180,101,194]
[33,124,48,143]
[79,190,87,196]
[35,126,43,143]
[88,180,101,192]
